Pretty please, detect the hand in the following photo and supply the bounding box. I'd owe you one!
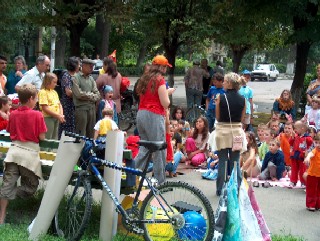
[167,88,176,95]
[58,114,65,123]
[15,71,23,77]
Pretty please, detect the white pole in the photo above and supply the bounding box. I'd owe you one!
[50,9,56,72]
[99,131,124,240]
[29,133,84,240]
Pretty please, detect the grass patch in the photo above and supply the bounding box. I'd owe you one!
[1,188,305,241]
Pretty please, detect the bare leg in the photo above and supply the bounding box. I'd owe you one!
[0,198,8,224]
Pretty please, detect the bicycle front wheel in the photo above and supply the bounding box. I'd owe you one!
[53,172,93,241]
[140,181,214,241]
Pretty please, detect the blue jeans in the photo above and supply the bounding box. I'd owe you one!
[186,88,202,109]
[172,151,184,174]
[205,109,215,132]
[216,148,242,195]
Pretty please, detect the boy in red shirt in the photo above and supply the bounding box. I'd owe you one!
[289,121,313,188]
[304,135,320,211]
[0,84,47,224]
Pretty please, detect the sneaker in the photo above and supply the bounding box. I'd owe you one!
[301,184,306,189]
[288,182,296,189]
[307,207,316,212]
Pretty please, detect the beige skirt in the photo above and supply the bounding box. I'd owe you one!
[215,122,244,151]
[4,141,42,179]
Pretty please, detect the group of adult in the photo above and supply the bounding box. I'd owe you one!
[0,54,124,139]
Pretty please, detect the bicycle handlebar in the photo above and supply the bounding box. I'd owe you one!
[64,131,106,145]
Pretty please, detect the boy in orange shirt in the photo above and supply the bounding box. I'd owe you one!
[277,122,293,167]
[304,135,320,211]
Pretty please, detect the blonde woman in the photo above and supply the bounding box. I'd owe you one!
[215,72,246,196]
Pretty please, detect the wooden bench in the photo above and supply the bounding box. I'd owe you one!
[0,132,132,181]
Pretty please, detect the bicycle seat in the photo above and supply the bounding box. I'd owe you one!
[138,140,167,152]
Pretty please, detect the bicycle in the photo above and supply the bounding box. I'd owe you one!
[118,105,137,131]
[52,132,214,241]
[185,104,207,126]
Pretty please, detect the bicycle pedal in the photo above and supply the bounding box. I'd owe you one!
[133,227,144,234]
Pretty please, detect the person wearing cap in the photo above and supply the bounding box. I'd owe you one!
[184,60,209,109]
[97,84,118,123]
[72,58,100,138]
[134,55,175,185]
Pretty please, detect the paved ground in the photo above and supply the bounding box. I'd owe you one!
[124,76,319,241]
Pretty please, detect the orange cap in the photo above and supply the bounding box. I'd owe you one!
[152,55,172,67]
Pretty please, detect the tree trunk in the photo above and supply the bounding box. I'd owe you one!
[100,16,111,58]
[136,43,148,67]
[95,14,104,56]
[231,45,248,73]
[68,21,88,57]
[290,41,311,111]
[55,26,67,67]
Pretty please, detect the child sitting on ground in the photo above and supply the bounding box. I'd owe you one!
[304,134,320,211]
[258,139,285,181]
[258,128,272,161]
[202,151,219,180]
[0,96,11,130]
[256,123,267,147]
[289,120,313,188]
[240,131,260,178]
[0,84,47,224]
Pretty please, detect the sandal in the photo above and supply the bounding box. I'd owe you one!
[262,181,271,188]
[253,181,260,188]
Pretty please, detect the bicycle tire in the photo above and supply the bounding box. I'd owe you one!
[118,110,133,131]
[53,172,93,241]
[140,181,214,241]
[186,107,203,126]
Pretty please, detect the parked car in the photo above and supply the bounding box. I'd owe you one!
[251,64,279,81]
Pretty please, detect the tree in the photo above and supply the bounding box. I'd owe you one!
[211,0,286,73]
[242,0,320,108]
[135,0,216,86]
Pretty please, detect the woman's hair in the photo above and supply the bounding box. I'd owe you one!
[192,116,209,142]
[41,73,57,89]
[106,61,118,78]
[14,55,26,66]
[246,131,258,153]
[137,64,165,95]
[103,57,114,66]
[66,56,80,72]
[0,96,9,108]
[171,106,186,120]
[224,72,241,90]
[280,89,292,100]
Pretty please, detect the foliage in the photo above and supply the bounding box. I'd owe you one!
[118,66,186,76]
[134,0,216,83]
[275,64,286,73]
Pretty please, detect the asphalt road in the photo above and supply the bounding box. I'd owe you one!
[126,76,319,241]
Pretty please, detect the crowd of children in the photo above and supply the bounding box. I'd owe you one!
[141,70,320,213]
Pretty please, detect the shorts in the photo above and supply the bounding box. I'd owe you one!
[0,162,39,200]
[243,114,251,125]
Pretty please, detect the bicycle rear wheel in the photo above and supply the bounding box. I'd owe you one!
[140,181,214,241]
[118,110,133,131]
[53,172,92,241]
[186,107,204,126]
